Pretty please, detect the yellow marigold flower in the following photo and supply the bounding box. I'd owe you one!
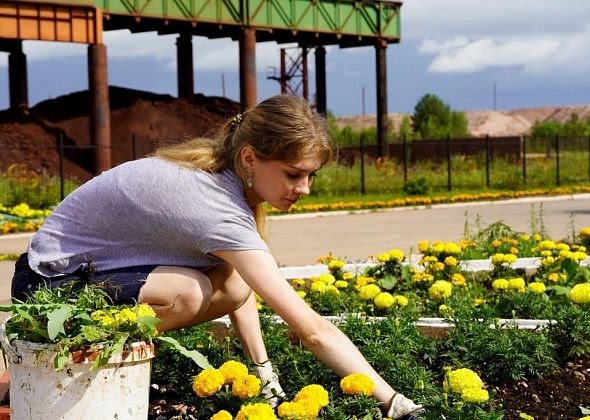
[277,401,309,419]
[580,227,590,237]
[492,279,509,290]
[473,298,486,306]
[528,282,546,294]
[219,360,248,385]
[374,292,395,309]
[444,256,458,267]
[232,374,261,399]
[533,233,542,241]
[431,262,446,271]
[559,250,573,259]
[135,303,157,318]
[292,399,320,418]
[432,242,445,254]
[548,272,560,282]
[359,284,381,300]
[211,410,233,420]
[235,403,278,420]
[340,373,375,396]
[327,259,345,271]
[394,295,409,307]
[388,249,405,261]
[572,251,588,261]
[418,240,430,253]
[538,240,557,250]
[290,278,306,290]
[342,272,354,280]
[444,242,462,254]
[115,308,138,324]
[412,271,434,283]
[580,246,588,252]
[519,233,530,241]
[491,239,502,248]
[334,280,349,289]
[317,273,336,285]
[570,283,590,304]
[443,368,484,394]
[451,273,466,287]
[542,256,555,267]
[540,250,552,257]
[461,388,489,403]
[377,252,391,263]
[296,290,307,299]
[423,255,438,264]
[310,281,327,294]
[439,304,453,315]
[508,277,526,293]
[294,384,330,408]
[510,247,519,255]
[429,280,453,300]
[556,243,570,251]
[192,368,225,397]
[325,285,340,297]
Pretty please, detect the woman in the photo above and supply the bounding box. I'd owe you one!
[12,95,423,418]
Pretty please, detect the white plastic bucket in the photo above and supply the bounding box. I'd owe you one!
[0,319,156,420]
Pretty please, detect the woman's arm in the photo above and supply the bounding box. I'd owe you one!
[228,291,268,364]
[211,249,396,405]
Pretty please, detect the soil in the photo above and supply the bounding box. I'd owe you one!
[0,87,240,181]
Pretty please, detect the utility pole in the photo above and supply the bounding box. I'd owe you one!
[362,85,366,115]
[493,81,497,111]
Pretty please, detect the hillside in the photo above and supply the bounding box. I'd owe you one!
[335,105,590,137]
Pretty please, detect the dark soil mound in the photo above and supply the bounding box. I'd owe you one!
[0,87,240,182]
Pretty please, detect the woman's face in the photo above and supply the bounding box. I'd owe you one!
[248,155,321,211]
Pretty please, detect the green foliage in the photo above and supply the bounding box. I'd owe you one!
[403,177,430,195]
[0,172,79,208]
[412,94,469,140]
[547,304,590,360]
[531,113,590,139]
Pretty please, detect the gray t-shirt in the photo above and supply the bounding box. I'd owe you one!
[28,157,269,276]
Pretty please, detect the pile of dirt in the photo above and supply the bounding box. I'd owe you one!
[335,104,590,138]
[0,86,240,181]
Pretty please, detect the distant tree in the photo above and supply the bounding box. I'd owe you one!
[562,113,590,138]
[396,115,414,141]
[530,120,561,138]
[412,94,469,140]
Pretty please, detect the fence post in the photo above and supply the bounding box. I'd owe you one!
[587,134,590,182]
[522,135,527,185]
[446,134,452,191]
[555,134,560,186]
[131,133,137,161]
[58,130,65,201]
[360,133,366,195]
[402,133,408,184]
[485,135,490,188]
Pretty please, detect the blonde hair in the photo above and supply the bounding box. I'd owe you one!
[154,95,333,239]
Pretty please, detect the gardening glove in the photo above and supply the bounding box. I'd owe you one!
[386,392,424,419]
[252,360,285,408]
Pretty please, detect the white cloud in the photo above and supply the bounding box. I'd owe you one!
[423,37,561,73]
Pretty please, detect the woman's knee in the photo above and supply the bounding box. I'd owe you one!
[208,263,252,310]
[140,266,213,321]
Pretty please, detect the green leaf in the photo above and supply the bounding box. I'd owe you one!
[378,274,397,290]
[54,346,71,371]
[81,325,107,342]
[548,285,571,296]
[91,333,129,371]
[47,306,74,340]
[580,406,590,415]
[157,336,213,369]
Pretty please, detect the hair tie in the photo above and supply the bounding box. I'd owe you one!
[229,113,243,129]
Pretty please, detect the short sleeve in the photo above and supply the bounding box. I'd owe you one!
[200,215,269,255]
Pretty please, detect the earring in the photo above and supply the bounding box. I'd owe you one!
[246,176,254,189]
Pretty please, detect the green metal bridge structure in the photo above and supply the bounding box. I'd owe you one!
[0,0,402,173]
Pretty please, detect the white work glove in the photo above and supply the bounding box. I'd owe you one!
[251,360,285,408]
[386,392,424,419]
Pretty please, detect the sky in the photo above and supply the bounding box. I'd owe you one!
[0,0,589,115]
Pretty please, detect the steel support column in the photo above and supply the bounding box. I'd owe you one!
[375,39,388,157]
[176,33,194,101]
[239,27,257,111]
[7,40,28,111]
[88,43,111,174]
[314,46,326,115]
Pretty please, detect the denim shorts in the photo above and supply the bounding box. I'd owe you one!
[11,253,158,305]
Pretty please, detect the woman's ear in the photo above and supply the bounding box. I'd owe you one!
[239,145,256,172]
